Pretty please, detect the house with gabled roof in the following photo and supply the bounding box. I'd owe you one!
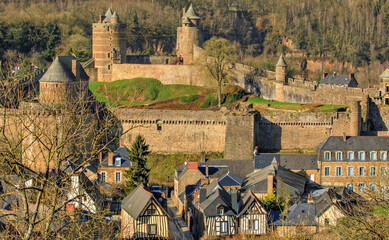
[320,73,358,87]
[97,143,133,186]
[218,171,244,190]
[238,189,267,235]
[191,179,238,238]
[121,184,170,239]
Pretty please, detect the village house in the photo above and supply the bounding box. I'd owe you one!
[317,136,389,195]
[237,189,267,235]
[191,180,237,238]
[98,143,132,186]
[320,73,358,87]
[121,184,170,239]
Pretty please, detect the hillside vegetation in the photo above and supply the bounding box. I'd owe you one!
[0,0,388,84]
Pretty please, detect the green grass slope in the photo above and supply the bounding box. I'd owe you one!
[89,78,201,107]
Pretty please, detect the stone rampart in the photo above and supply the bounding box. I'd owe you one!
[110,108,227,153]
[126,56,177,65]
[111,64,211,86]
[257,111,352,151]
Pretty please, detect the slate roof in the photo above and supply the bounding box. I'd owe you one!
[317,136,389,155]
[112,11,119,20]
[174,161,231,181]
[199,188,235,216]
[276,55,287,67]
[239,190,267,216]
[218,172,244,187]
[276,166,306,195]
[121,184,154,219]
[0,176,19,211]
[320,74,357,86]
[40,56,89,83]
[182,4,201,20]
[379,69,389,78]
[205,159,253,178]
[103,8,113,22]
[271,203,317,226]
[240,165,274,194]
[255,153,318,170]
[100,146,132,168]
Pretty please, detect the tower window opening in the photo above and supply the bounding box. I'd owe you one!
[108,53,110,58]
[108,65,111,70]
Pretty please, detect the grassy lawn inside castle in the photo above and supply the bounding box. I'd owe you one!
[247,97,348,112]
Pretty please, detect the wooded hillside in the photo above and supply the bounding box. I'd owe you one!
[0,0,388,83]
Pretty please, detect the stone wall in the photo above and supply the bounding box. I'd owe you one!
[256,111,353,152]
[110,108,227,153]
[126,56,177,65]
[111,64,211,86]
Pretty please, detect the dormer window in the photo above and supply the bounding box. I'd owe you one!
[217,206,224,215]
[115,157,121,166]
[324,152,331,160]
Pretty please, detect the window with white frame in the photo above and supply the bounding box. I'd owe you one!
[336,152,342,161]
[115,157,121,166]
[325,167,330,176]
[381,167,387,176]
[371,152,377,161]
[336,167,342,176]
[348,167,354,176]
[325,152,331,160]
[371,167,376,176]
[359,152,365,161]
[100,172,106,183]
[381,152,387,160]
[359,167,365,176]
[115,172,121,183]
[359,183,365,192]
[348,151,354,160]
[220,221,228,233]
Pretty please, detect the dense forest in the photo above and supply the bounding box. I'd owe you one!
[0,0,388,84]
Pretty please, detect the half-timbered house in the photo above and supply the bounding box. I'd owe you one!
[191,180,238,238]
[238,189,267,235]
[121,185,170,239]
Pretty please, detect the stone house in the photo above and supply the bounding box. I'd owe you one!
[254,153,319,183]
[121,184,170,239]
[97,144,132,186]
[320,73,358,87]
[317,136,389,195]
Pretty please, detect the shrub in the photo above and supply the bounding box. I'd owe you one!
[200,94,214,108]
[180,94,199,103]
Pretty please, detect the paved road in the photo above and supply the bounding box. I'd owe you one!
[167,199,193,240]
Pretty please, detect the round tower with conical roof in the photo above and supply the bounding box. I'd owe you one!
[276,54,287,84]
[176,4,203,64]
[92,8,126,81]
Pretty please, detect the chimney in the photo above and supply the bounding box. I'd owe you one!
[188,161,198,170]
[343,132,347,141]
[231,190,239,214]
[267,173,274,195]
[200,152,206,163]
[72,59,80,80]
[99,152,102,164]
[206,163,209,177]
[120,141,124,147]
[349,73,354,79]
[108,152,113,166]
[308,192,314,204]
[322,73,328,78]
[183,8,186,16]
[199,187,206,204]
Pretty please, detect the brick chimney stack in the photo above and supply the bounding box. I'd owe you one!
[99,152,102,164]
[108,152,113,166]
[349,73,354,79]
[206,163,209,177]
[71,59,80,80]
[267,173,274,195]
[323,73,328,78]
[188,161,198,170]
[308,192,314,204]
[120,141,124,147]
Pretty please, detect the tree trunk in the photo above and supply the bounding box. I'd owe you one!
[217,81,222,108]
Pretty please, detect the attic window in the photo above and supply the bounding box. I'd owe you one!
[145,204,157,215]
[115,157,121,166]
[217,206,224,215]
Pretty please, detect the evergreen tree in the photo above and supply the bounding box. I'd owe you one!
[43,24,61,61]
[123,135,150,194]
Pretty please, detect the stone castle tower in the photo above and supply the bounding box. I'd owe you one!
[276,54,287,84]
[176,4,203,64]
[92,8,126,81]
[39,56,89,104]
